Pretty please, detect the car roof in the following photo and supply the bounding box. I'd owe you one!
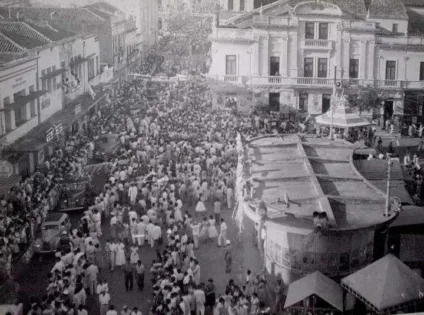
[44,212,67,223]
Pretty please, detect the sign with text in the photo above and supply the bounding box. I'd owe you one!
[54,123,63,134]
[0,160,13,178]
[46,127,55,143]
[74,104,82,116]
[41,99,51,109]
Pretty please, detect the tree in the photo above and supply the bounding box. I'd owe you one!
[346,85,387,115]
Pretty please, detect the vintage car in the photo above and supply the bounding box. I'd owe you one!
[33,213,71,255]
[59,176,92,212]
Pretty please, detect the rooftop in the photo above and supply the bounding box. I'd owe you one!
[0,7,105,22]
[245,135,395,231]
[24,20,75,41]
[0,21,50,49]
[402,0,424,6]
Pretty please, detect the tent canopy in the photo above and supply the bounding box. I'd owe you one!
[284,271,343,311]
[341,254,424,312]
[315,105,371,128]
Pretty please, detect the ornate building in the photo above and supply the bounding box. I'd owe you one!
[208,0,424,129]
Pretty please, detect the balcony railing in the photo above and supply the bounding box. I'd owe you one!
[301,39,333,50]
[207,74,424,90]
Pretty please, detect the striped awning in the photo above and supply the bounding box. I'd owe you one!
[315,105,371,128]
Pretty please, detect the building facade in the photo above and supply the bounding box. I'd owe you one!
[208,0,424,129]
[0,56,39,144]
[140,0,158,50]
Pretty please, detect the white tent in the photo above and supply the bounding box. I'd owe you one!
[315,105,371,128]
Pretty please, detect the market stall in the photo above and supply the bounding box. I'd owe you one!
[341,254,424,314]
[284,271,343,315]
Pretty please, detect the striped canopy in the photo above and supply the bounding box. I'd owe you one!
[315,105,371,128]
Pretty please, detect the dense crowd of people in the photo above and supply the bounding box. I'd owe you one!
[1,75,283,315]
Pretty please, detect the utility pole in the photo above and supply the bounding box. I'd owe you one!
[385,157,392,217]
[330,65,337,140]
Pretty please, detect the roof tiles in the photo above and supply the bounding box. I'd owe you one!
[0,32,24,53]
[369,0,408,19]
[0,21,50,49]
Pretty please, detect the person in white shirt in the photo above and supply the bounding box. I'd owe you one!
[128,184,138,205]
[217,218,227,247]
[92,209,102,237]
[52,256,65,274]
[86,263,99,295]
[136,220,146,246]
[151,223,162,248]
[99,291,111,315]
[193,285,205,315]
[190,221,201,249]
[130,218,138,244]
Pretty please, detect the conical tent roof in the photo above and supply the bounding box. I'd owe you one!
[284,271,343,311]
[341,254,424,312]
[315,105,370,128]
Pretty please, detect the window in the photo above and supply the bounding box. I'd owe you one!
[319,23,328,40]
[42,77,47,91]
[96,56,99,74]
[52,76,57,91]
[240,0,244,11]
[47,78,52,92]
[305,22,315,39]
[386,60,396,80]
[317,58,328,78]
[376,22,380,28]
[228,0,233,11]
[420,62,424,81]
[225,55,237,75]
[349,59,359,78]
[47,67,52,74]
[304,58,313,77]
[392,23,398,33]
[299,93,308,112]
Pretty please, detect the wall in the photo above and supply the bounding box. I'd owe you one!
[37,46,63,123]
[0,57,38,141]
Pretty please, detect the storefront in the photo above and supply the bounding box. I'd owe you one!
[404,90,424,127]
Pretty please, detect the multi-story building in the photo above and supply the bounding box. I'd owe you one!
[1,4,131,85]
[0,20,76,143]
[208,0,424,129]
[140,0,158,50]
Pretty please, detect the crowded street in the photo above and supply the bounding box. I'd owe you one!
[4,76,267,315]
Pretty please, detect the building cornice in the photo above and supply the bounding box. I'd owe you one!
[377,43,424,51]
[209,37,254,43]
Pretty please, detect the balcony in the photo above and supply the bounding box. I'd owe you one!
[63,85,84,105]
[207,74,424,91]
[301,39,333,50]
[296,77,333,86]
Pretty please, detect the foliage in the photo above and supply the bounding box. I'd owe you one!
[158,11,212,58]
[346,85,387,113]
[254,101,270,114]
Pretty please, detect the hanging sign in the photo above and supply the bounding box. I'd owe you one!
[0,160,13,178]
[46,127,55,142]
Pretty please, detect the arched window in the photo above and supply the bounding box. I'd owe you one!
[228,0,233,10]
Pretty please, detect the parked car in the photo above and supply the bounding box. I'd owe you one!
[33,213,71,255]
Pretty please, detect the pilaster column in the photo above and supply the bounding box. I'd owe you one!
[24,103,31,121]
[401,56,409,81]
[8,109,16,130]
[359,40,367,79]
[290,34,298,78]
[280,36,288,77]
[234,0,240,11]
[336,24,343,78]
[342,39,350,79]
[262,36,270,76]
[252,39,260,76]
[368,41,376,80]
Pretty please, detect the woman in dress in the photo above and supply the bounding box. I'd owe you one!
[199,216,209,240]
[195,196,206,218]
[130,246,139,265]
[207,215,218,240]
[115,241,126,268]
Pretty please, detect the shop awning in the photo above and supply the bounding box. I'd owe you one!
[315,106,371,128]
[0,174,21,198]
[341,254,424,313]
[284,271,343,311]
[12,87,108,151]
[41,68,66,80]
[4,90,48,111]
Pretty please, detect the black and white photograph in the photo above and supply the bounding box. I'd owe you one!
[0,0,423,314]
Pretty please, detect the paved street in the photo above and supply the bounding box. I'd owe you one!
[13,169,262,315]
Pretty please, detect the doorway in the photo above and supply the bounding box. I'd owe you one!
[322,94,331,113]
[269,93,280,112]
[270,57,280,76]
[384,100,394,126]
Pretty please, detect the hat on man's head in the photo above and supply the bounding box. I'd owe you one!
[226,240,231,245]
